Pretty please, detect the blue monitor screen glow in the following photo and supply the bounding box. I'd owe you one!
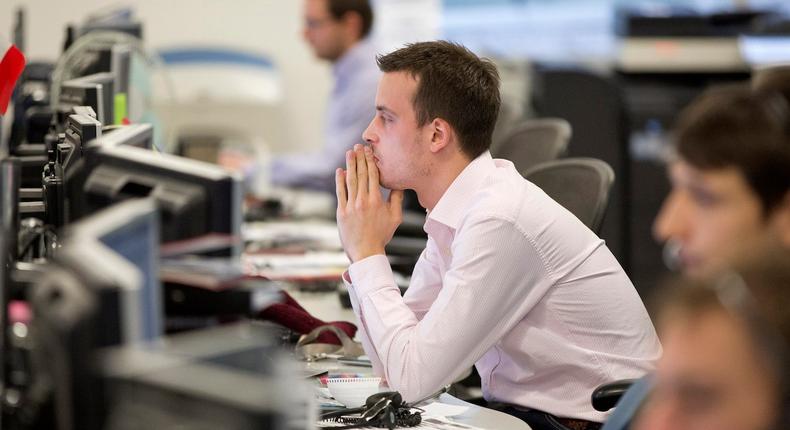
[68,198,162,343]
[97,204,161,341]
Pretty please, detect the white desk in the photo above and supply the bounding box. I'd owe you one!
[310,355,529,430]
[287,290,528,430]
[288,288,357,324]
[432,393,530,430]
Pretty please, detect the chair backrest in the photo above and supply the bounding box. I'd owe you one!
[523,158,614,233]
[492,118,571,173]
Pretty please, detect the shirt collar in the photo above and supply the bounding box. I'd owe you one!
[332,37,376,80]
[426,151,498,230]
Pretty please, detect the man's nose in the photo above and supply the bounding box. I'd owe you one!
[362,118,376,144]
[653,191,689,243]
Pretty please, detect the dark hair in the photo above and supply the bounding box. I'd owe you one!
[327,0,374,39]
[672,84,790,214]
[376,41,501,159]
[656,251,790,430]
[753,65,790,104]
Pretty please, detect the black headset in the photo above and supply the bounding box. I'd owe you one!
[320,391,422,429]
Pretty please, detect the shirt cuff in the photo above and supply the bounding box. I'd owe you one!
[347,254,396,298]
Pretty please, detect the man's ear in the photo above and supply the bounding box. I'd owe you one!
[341,12,363,41]
[771,191,790,248]
[428,118,453,154]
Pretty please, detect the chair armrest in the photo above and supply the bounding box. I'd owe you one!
[591,379,636,412]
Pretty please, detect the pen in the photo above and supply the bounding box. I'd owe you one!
[406,384,450,407]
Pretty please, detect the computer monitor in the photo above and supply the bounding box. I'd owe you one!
[58,72,114,127]
[29,198,161,430]
[46,198,162,345]
[68,42,133,125]
[67,198,162,343]
[67,142,242,255]
[35,107,103,228]
[59,121,151,176]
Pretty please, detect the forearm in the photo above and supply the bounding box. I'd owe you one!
[346,256,484,402]
[345,277,386,377]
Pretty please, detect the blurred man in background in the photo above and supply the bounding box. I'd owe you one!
[270,0,379,194]
[653,84,790,279]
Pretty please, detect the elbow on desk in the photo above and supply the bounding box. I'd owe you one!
[387,378,430,404]
[384,362,448,404]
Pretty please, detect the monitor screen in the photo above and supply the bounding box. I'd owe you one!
[110,44,132,126]
[97,202,160,342]
[66,197,162,343]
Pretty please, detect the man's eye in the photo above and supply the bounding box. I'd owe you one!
[676,384,720,415]
[690,189,719,207]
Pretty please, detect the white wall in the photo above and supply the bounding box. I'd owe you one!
[1,0,332,154]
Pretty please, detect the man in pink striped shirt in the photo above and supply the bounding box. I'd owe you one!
[334,41,661,430]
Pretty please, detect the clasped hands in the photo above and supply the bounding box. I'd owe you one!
[335,144,404,263]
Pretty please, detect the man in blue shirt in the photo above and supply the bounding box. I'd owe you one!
[271,0,379,194]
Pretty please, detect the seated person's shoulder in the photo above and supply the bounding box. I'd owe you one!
[462,167,595,240]
[468,168,548,219]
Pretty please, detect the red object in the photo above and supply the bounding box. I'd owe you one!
[8,300,32,325]
[0,44,25,115]
[258,291,356,345]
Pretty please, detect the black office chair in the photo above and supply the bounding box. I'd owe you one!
[592,379,637,413]
[491,118,572,172]
[523,158,615,234]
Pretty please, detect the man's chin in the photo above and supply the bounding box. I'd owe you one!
[683,260,724,280]
[378,177,394,190]
[311,48,339,62]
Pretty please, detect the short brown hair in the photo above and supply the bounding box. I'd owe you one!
[672,84,790,213]
[376,41,501,159]
[327,0,374,39]
[753,65,790,103]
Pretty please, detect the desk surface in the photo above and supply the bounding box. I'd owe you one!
[288,287,357,324]
[431,393,530,430]
[310,357,529,430]
[289,289,529,430]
